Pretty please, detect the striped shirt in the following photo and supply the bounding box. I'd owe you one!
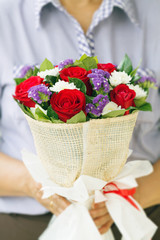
[0,0,159,215]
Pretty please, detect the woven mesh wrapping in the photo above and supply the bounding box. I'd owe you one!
[25,112,138,187]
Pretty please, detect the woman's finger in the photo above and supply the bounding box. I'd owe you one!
[34,186,71,216]
[94,213,111,227]
[49,199,62,215]
[90,206,108,219]
[99,219,113,235]
[92,201,106,209]
[52,194,70,209]
[49,194,71,215]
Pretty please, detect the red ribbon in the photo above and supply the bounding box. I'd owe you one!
[102,182,139,211]
[103,183,153,240]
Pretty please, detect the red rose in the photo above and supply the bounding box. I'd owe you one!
[110,84,136,114]
[13,76,44,107]
[60,66,92,96]
[50,89,86,122]
[98,63,116,74]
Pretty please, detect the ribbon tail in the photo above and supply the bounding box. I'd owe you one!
[105,193,157,240]
[39,204,115,240]
[123,195,139,211]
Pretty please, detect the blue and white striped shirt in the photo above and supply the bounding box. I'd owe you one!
[0,0,160,215]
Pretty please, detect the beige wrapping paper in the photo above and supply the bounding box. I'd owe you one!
[25,111,138,187]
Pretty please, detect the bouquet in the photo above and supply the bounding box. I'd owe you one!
[13,54,157,240]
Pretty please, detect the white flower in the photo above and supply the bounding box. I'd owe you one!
[37,67,59,79]
[50,80,79,92]
[128,84,147,99]
[109,70,132,87]
[102,101,123,115]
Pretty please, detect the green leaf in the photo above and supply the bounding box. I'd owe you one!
[69,78,87,94]
[92,89,98,97]
[64,64,73,69]
[117,54,133,75]
[77,54,98,64]
[14,78,26,85]
[86,115,90,121]
[131,75,141,84]
[102,109,126,118]
[47,105,59,120]
[93,56,98,64]
[67,111,86,123]
[126,106,138,111]
[146,82,157,90]
[127,102,152,112]
[132,110,139,114]
[73,54,87,68]
[14,99,35,119]
[85,95,94,103]
[137,102,152,111]
[134,97,146,107]
[33,67,40,76]
[79,54,88,61]
[139,81,157,90]
[82,57,97,71]
[130,59,142,77]
[74,55,98,70]
[35,107,50,122]
[44,75,57,86]
[73,60,86,69]
[40,102,49,110]
[39,58,54,72]
[87,112,99,119]
[25,68,33,79]
[50,118,64,123]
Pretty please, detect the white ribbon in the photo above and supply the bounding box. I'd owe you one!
[22,150,157,240]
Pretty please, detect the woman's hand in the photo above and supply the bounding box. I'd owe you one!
[28,180,71,216]
[89,201,113,235]
[27,176,113,233]
[28,177,112,232]
[0,153,112,229]
[35,184,112,234]
[134,159,160,208]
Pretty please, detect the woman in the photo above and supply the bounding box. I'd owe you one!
[0,0,160,239]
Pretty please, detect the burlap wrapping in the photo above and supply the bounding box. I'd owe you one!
[25,111,138,187]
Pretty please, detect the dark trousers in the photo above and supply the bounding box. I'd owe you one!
[0,205,160,240]
[0,212,52,240]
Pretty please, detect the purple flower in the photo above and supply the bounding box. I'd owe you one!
[92,94,104,104]
[87,69,110,93]
[28,84,52,104]
[19,65,33,78]
[86,95,109,117]
[86,103,94,113]
[137,76,157,84]
[86,103,102,116]
[58,59,74,70]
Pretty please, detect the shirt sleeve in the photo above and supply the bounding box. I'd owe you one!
[0,62,2,142]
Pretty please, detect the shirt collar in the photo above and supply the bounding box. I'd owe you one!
[112,0,139,26]
[34,0,139,30]
[34,0,61,29]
